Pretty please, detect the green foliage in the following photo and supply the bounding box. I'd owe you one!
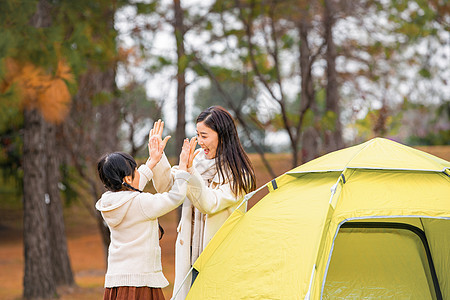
[178,54,189,73]
[418,67,431,78]
[225,28,246,40]
[354,112,375,140]
[59,164,79,206]
[281,33,295,49]
[0,169,23,209]
[146,56,174,73]
[270,113,286,131]
[193,76,250,116]
[0,31,15,68]
[92,91,113,106]
[321,111,338,131]
[354,107,403,139]
[386,0,443,42]
[120,84,162,119]
[0,87,23,183]
[407,130,450,146]
[205,20,213,31]
[1,0,124,79]
[136,1,158,14]
[315,88,326,112]
[118,82,163,156]
[191,61,208,77]
[157,56,173,67]
[400,99,449,146]
[0,0,129,199]
[301,108,315,128]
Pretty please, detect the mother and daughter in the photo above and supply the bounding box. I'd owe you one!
[96,106,256,300]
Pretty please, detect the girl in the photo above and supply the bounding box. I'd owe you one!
[150,106,256,299]
[96,135,196,300]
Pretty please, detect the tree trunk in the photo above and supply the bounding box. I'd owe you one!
[95,74,118,255]
[23,109,56,299]
[173,0,187,220]
[74,70,117,258]
[174,0,187,155]
[23,1,58,298]
[63,2,118,257]
[298,19,319,163]
[45,123,75,287]
[324,0,344,153]
[62,65,118,259]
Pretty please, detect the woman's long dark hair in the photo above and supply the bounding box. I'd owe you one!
[97,152,164,239]
[197,106,256,196]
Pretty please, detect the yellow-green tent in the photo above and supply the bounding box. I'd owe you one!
[186,138,450,300]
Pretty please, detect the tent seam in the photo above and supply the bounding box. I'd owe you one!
[288,167,449,174]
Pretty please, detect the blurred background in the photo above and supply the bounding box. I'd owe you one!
[0,0,448,299]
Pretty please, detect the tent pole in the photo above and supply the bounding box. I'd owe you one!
[171,266,194,300]
[236,183,269,211]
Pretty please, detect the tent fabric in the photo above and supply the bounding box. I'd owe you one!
[186,138,450,300]
[421,218,450,298]
[287,137,450,174]
[324,226,435,299]
[191,173,335,299]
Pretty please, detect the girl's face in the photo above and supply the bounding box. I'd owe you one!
[131,168,140,189]
[196,121,219,159]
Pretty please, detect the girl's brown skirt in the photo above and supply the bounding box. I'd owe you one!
[103,287,165,300]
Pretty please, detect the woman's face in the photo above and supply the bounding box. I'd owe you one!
[196,121,219,159]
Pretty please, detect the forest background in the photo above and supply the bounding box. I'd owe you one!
[0,0,448,299]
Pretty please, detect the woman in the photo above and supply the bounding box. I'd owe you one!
[150,106,256,299]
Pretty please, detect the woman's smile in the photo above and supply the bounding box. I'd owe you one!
[196,121,218,159]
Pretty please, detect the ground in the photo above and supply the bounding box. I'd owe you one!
[0,148,448,299]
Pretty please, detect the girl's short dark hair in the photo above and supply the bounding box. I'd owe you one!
[197,106,256,196]
[97,152,137,192]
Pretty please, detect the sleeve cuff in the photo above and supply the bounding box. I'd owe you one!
[138,164,153,182]
[174,170,191,182]
[152,153,170,175]
[187,165,195,173]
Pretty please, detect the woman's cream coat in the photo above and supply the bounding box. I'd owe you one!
[151,150,245,299]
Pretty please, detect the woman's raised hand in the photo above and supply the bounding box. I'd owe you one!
[178,138,190,171]
[187,137,199,169]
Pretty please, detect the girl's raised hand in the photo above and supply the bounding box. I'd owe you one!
[147,136,161,169]
[179,138,190,171]
[147,134,170,169]
[148,119,171,160]
[149,119,163,139]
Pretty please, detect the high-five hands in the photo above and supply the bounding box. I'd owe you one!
[147,119,198,172]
